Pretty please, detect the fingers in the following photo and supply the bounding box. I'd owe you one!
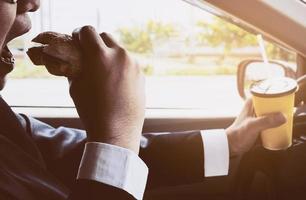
[32,31,65,44]
[243,98,255,115]
[73,26,120,49]
[233,98,254,125]
[249,112,287,132]
[100,32,120,48]
[72,26,107,59]
[27,47,44,65]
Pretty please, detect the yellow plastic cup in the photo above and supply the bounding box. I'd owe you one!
[250,77,298,150]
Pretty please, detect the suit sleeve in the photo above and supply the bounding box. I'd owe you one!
[140,130,230,189]
[68,180,135,200]
[16,114,87,189]
[139,131,205,189]
[18,114,147,199]
[17,114,230,196]
[18,114,207,190]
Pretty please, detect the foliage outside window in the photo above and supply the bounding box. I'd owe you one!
[8,15,295,79]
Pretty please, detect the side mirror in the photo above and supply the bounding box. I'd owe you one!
[237,59,296,100]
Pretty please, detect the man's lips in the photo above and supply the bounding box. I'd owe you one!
[0,46,15,73]
[0,14,32,75]
[1,46,15,64]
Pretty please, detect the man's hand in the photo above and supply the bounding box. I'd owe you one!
[226,99,286,157]
[69,26,145,154]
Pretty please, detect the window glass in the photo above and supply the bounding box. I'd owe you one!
[3,0,296,114]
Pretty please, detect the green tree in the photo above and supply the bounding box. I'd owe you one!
[118,28,152,54]
[197,18,257,54]
[196,17,294,61]
[118,20,177,54]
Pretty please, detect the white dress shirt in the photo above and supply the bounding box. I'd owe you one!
[77,129,229,200]
[201,129,229,177]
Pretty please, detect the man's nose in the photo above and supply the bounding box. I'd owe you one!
[17,0,40,14]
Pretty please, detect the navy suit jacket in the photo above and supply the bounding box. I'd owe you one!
[0,112,205,200]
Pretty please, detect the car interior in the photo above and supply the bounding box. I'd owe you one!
[3,0,306,199]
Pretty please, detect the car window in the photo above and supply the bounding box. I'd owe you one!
[2,0,296,116]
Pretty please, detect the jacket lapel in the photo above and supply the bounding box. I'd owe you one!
[0,96,44,164]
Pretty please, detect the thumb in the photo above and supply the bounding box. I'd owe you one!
[249,112,287,132]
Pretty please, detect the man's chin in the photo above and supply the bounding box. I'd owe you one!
[0,77,7,91]
[0,65,11,91]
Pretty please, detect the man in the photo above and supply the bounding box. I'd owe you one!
[0,0,286,199]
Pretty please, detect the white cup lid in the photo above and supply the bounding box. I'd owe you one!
[250,77,298,97]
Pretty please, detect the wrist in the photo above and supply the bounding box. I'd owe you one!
[87,134,141,155]
[225,128,239,157]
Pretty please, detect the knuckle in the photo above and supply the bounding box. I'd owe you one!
[117,47,127,56]
[264,116,274,126]
[100,32,108,38]
[80,25,96,36]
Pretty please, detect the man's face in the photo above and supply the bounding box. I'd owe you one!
[0,0,40,90]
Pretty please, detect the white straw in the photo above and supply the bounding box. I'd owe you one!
[257,34,269,66]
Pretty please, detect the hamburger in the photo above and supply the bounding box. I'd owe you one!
[27,31,82,78]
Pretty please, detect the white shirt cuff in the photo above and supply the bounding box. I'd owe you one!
[200,129,229,177]
[77,142,148,200]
